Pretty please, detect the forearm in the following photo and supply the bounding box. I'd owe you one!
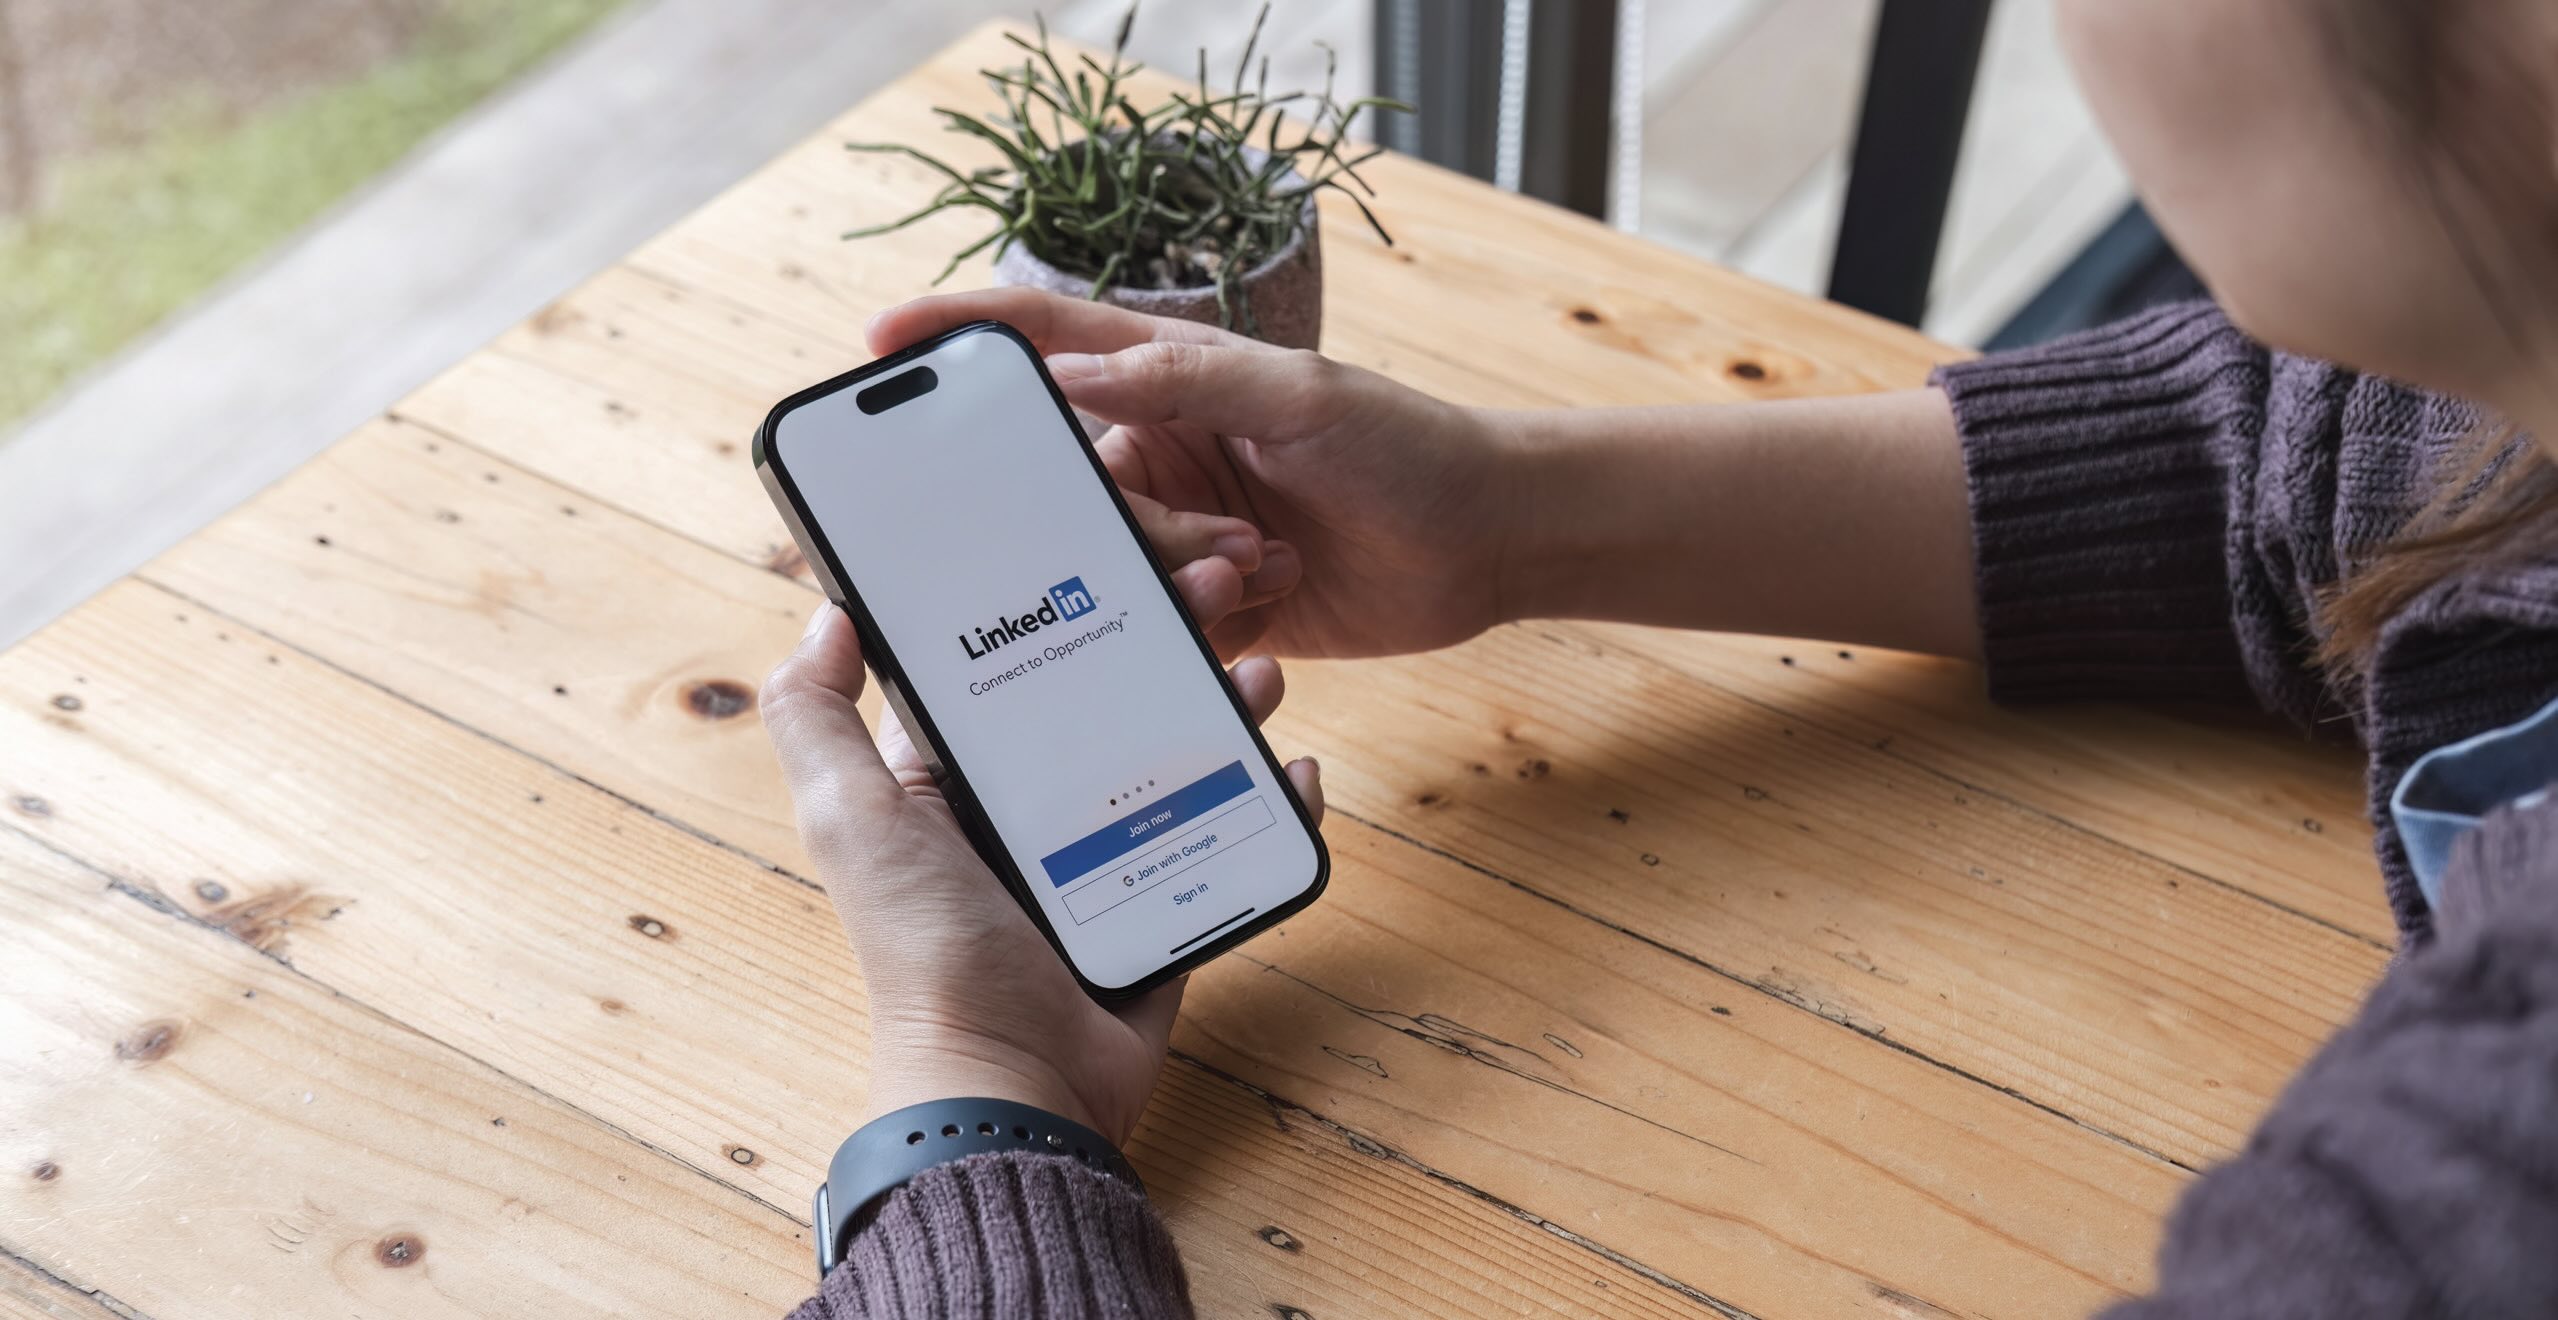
[1490,389,1981,659]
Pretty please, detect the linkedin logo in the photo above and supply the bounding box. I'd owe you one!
[960,575,1101,660]
[1049,577,1096,621]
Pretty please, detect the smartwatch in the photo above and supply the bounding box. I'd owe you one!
[812,1097,1144,1277]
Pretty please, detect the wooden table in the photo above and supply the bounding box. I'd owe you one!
[1,26,2393,1320]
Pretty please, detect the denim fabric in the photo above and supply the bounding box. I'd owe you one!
[2391,694,2558,909]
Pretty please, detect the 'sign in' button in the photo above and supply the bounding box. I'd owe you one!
[1059,796,1277,925]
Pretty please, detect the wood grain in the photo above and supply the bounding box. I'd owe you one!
[0,1253,127,1320]
[0,825,813,1320]
[619,42,1947,411]
[0,581,1796,1317]
[2,21,2405,1320]
[1594,629,2387,944]
[396,24,2384,946]
[145,414,817,870]
[0,578,2192,1317]
[1279,625,2389,1168]
[1175,824,2187,1317]
[144,389,2384,1172]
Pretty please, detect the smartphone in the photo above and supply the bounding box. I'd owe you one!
[752,320,1329,998]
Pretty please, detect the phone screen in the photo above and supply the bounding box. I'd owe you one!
[762,323,1326,992]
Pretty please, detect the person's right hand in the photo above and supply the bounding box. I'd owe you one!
[867,288,1517,660]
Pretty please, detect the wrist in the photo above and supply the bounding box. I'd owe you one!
[1480,406,1602,626]
[862,1041,1097,1136]
[814,1095,1144,1278]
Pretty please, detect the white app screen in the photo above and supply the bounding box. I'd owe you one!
[773,328,1323,990]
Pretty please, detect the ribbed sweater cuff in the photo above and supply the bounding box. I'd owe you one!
[1937,302,2267,705]
[789,1151,1191,1320]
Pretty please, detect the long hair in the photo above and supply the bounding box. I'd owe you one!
[2320,435,2558,673]
[2313,5,2558,672]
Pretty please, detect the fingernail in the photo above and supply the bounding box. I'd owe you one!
[1211,532,1261,570]
[1047,353,1104,382]
[803,603,834,641]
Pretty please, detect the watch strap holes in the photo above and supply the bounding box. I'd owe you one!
[821,1099,1145,1283]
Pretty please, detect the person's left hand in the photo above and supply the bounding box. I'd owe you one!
[761,558,1322,1146]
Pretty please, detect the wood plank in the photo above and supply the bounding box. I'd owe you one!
[1597,629,2388,943]
[399,268,866,571]
[1282,625,2387,1167]
[143,414,817,871]
[1132,1064,1719,1318]
[432,22,2383,939]
[396,285,2382,1159]
[1620,634,2371,887]
[405,313,2388,947]
[610,26,1951,403]
[0,577,2188,1318]
[0,581,1746,1318]
[0,576,855,1209]
[1175,824,2182,1318]
[0,826,813,1320]
[402,291,2387,948]
[0,1253,128,1320]
[150,386,2379,1167]
[7,22,2397,1317]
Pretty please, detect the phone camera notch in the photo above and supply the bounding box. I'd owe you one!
[856,366,939,415]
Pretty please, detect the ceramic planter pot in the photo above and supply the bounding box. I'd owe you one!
[993,190,1323,351]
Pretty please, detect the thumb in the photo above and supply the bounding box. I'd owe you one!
[760,605,905,862]
[1048,341,1349,442]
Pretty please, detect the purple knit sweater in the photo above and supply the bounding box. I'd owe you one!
[789,303,2558,1319]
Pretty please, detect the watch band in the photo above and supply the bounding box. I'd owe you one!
[812,1097,1144,1277]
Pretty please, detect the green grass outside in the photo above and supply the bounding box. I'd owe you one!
[0,0,630,429]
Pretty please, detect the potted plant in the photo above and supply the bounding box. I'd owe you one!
[843,5,1399,350]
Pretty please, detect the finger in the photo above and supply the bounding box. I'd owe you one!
[1171,555,1245,631]
[865,287,1244,358]
[1092,421,1211,513]
[1241,540,1302,605]
[1230,654,1284,725]
[1124,489,1263,574]
[1092,424,1147,495]
[1286,756,1325,827]
[760,606,905,859]
[1046,341,1351,442]
[869,695,938,795]
[1205,609,1272,661]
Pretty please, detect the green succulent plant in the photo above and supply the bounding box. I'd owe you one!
[844,3,1402,336]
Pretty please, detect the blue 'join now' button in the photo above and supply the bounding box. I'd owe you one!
[1041,760,1254,888]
